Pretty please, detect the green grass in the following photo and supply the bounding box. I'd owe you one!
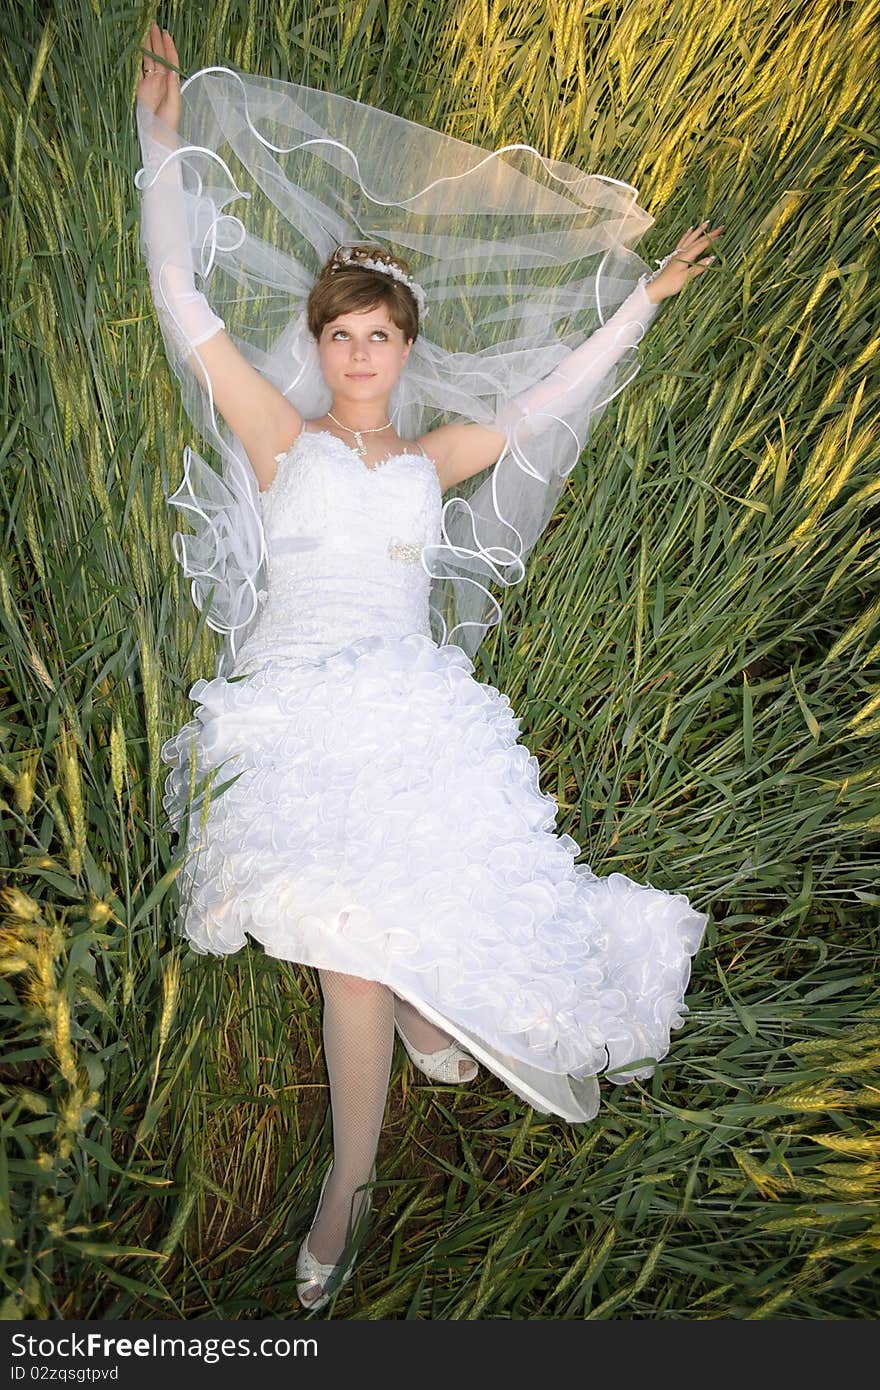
[0,0,878,1319]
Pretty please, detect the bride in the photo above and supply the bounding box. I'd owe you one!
[137,23,722,1311]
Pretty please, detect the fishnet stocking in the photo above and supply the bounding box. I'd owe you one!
[301,969,394,1304]
[394,995,478,1082]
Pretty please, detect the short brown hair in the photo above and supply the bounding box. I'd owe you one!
[307,244,420,344]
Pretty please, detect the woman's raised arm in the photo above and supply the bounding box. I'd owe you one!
[135,24,301,491]
[428,221,723,491]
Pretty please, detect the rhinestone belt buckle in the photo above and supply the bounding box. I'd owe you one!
[387,538,421,564]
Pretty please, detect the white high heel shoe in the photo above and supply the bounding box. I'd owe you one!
[394,1018,479,1084]
[296,1159,376,1312]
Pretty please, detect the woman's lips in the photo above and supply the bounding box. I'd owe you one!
[346,372,375,378]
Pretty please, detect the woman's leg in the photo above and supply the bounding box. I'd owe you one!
[393,995,478,1081]
[302,969,394,1303]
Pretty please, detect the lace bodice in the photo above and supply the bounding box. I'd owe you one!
[231,429,442,674]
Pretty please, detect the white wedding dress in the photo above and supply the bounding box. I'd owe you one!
[160,425,708,1123]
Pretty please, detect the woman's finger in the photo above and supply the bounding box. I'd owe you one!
[678,225,724,257]
[141,22,160,75]
[165,30,181,77]
[149,20,163,72]
[686,220,724,240]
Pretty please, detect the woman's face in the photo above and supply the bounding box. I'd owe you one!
[317,303,412,404]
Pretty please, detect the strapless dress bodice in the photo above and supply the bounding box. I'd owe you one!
[232,429,443,673]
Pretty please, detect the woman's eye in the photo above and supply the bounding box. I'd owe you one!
[331,330,388,340]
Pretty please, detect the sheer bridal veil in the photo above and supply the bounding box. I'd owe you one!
[135,65,658,675]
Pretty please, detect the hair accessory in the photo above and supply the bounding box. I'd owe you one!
[329,246,428,321]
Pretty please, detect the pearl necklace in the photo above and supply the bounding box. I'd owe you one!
[326,411,393,460]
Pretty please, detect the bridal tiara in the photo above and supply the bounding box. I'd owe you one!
[329,245,428,320]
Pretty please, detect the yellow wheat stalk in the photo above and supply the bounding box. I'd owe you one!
[110,711,126,805]
[57,724,87,877]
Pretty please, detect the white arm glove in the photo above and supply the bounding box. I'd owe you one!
[497,262,670,443]
[134,103,225,357]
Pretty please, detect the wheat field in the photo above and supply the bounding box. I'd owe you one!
[0,0,878,1319]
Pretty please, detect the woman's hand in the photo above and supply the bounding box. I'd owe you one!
[643,219,725,303]
[137,21,182,129]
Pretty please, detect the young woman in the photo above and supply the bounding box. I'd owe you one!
[136,24,721,1310]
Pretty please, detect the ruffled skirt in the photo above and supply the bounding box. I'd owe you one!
[160,632,708,1122]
